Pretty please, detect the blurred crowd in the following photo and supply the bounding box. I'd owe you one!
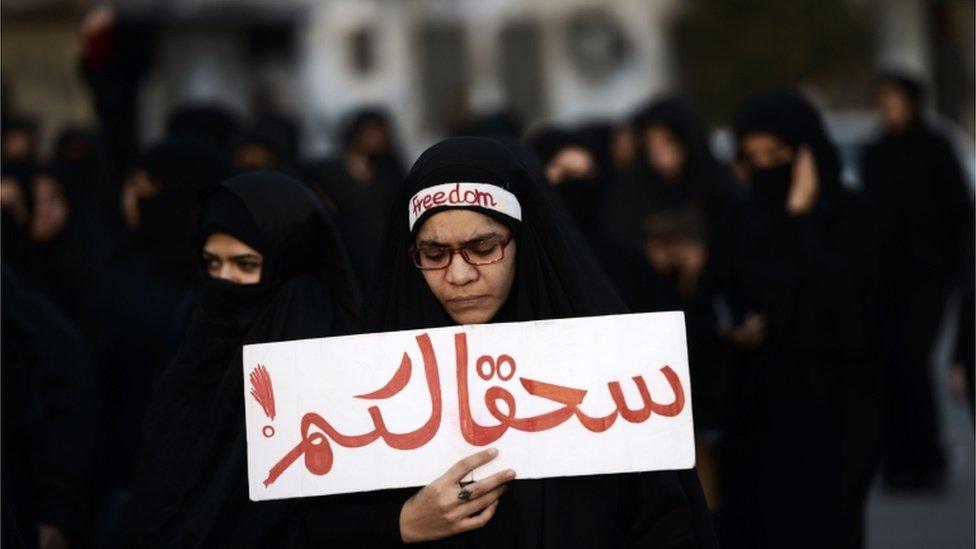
[1,11,974,549]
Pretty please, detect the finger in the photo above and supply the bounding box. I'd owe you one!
[455,484,508,518]
[440,448,498,484]
[455,499,500,533]
[458,468,515,500]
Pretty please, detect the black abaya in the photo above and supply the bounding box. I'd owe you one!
[2,266,99,548]
[129,172,360,548]
[861,79,973,483]
[720,91,883,549]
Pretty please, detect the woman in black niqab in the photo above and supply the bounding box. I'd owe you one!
[130,171,359,548]
[303,137,716,548]
[720,91,883,549]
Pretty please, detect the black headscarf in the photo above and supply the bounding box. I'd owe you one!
[131,171,360,548]
[128,136,233,287]
[363,136,626,332]
[733,90,844,212]
[873,71,925,129]
[633,97,732,208]
[166,104,241,154]
[525,126,608,236]
[15,162,111,320]
[339,107,406,178]
[607,97,738,250]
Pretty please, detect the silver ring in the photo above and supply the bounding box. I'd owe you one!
[457,487,472,501]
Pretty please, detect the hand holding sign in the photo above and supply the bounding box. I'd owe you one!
[400,448,516,543]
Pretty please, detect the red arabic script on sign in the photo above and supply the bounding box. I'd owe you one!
[261,331,685,487]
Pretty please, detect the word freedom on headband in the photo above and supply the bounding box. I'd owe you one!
[409,182,522,230]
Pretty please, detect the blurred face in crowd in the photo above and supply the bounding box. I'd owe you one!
[234,143,277,171]
[30,173,69,242]
[876,82,914,133]
[644,233,707,289]
[0,177,29,223]
[202,232,264,285]
[611,125,636,171]
[354,120,390,158]
[2,129,35,163]
[739,132,793,170]
[120,169,162,230]
[414,209,517,325]
[644,124,686,181]
[545,146,597,185]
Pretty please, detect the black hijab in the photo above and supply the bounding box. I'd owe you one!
[128,136,232,287]
[166,104,241,154]
[131,171,360,548]
[607,98,738,250]
[16,162,110,319]
[525,126,608,236]
[363,136,625,332]
[873,71,925,131]
[733,90,844,213]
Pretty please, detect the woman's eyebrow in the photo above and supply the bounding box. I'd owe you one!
[462,232,500,245]
[417,232,500,248]
[230,254,262,261]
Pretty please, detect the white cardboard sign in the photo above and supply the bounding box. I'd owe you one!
[243,311,695,501]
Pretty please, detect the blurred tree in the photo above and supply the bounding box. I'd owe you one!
[673,0,873,124]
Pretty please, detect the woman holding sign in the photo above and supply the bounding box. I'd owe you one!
[302,137,716,547]
[130,171,360,548]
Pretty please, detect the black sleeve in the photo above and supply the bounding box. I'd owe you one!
[300,488,412,548]
[79,14,155,204]
[2,269,99,545]
[930,135,974,281]
[617,470,713,549]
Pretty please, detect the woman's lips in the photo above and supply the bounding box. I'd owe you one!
[447,295,488,308]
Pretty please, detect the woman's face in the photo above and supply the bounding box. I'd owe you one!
[644,124,686,181]
[740,132,793,169]
[202,232,264,284]
[120,169,162,230]
[545,146,596,185]
[414,209,517,325]
[30,174,69,242]
[876,83,914,132]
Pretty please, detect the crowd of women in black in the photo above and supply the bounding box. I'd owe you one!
[2,49,972,549]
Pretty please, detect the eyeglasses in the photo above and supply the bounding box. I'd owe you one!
[409,235,513,270]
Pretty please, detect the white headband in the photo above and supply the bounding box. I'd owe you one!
[408,182,522,231]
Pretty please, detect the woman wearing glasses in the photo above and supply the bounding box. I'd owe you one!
[302,137,716,548]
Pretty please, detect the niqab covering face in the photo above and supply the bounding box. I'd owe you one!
[733,90,843,215]
[132,171,360,548]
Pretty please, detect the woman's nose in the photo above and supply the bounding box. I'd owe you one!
[444,251,478,285]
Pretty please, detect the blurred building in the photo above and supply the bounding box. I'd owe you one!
[2,0,973,159]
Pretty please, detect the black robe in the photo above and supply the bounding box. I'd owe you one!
[720,91,883,549]
[862,122,973,482]
[300,137,718,548]
[129,172,360,548]
[2,266,99,549]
